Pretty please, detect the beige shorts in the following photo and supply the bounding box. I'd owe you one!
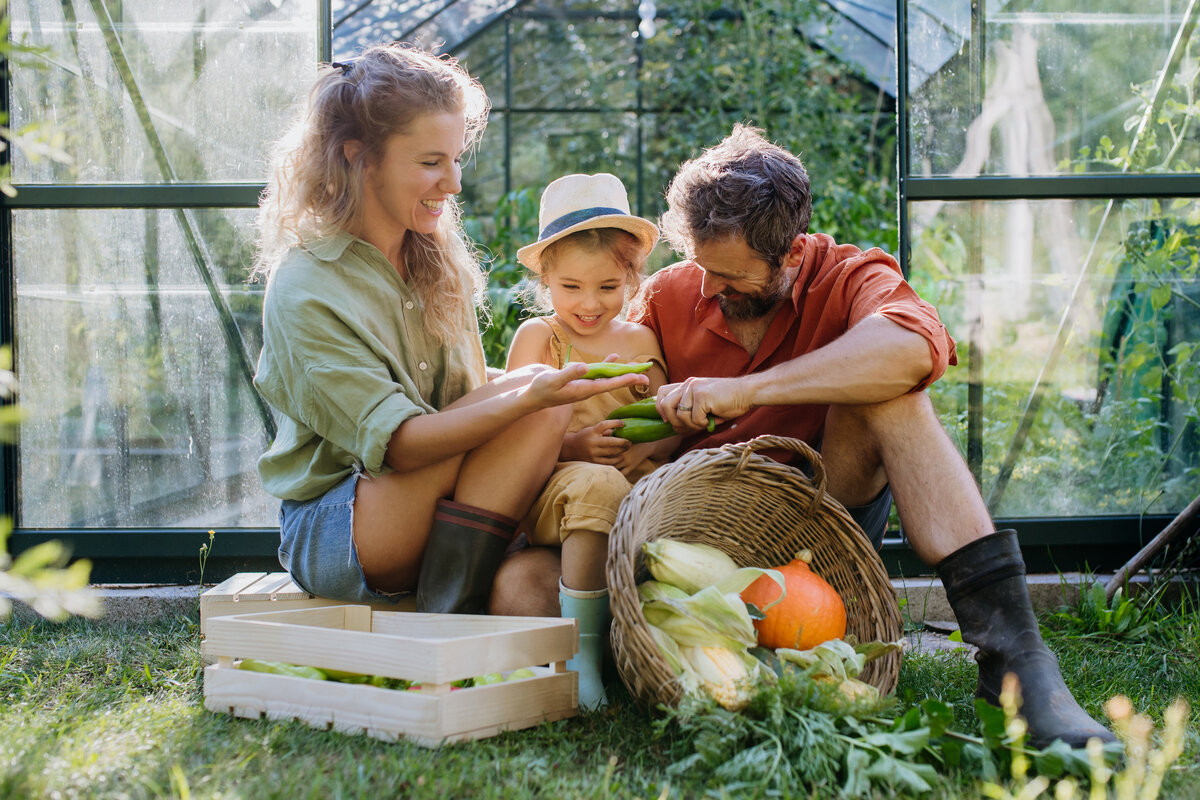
[521,461,634,546]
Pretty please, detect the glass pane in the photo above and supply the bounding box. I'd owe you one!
[15,209,275,528]
[9,0,319,183]
[910,197,1200,518]
[332,0,523,60]
[908,1,1200,177]
[506,111,639,195]
[509,15,637,110]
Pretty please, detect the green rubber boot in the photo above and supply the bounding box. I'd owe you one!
[559,580,610,711]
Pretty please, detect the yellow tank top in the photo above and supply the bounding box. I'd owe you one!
[543,317,667,481]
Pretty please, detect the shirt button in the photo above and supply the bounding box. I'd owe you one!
[418,362,428,370]
[405,301,414,309]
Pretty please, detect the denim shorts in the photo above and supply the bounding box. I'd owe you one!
[278,468,410,605]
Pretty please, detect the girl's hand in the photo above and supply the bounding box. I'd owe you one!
[614,441,657,476]
[562,419,631,464]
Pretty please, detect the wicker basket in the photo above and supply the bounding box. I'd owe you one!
[608,435,903,709]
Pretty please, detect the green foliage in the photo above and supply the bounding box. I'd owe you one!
[1046,581,1163,641]
[466,188,541,368]
[640,0,897,251]
[2,611,1199,798]
[655,660,1127,798]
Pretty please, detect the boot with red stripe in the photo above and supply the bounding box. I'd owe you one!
[415,498,517,614]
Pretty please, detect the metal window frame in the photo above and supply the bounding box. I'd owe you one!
[890,0,1194,575]
[0,2,336,584]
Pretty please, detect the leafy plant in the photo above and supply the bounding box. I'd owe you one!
[655,661,1130,798]
[1046,580,1165,641]
[465,187,541,368]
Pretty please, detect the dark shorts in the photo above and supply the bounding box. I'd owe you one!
[277,468,409,605]
[843,485,893,552]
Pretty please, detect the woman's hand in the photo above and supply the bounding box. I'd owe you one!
[522,361,651,411]
[561,419,631,464]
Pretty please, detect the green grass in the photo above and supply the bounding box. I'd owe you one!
[1,601,1198,800]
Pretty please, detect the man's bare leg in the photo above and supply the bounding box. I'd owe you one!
[820,391,1115,748]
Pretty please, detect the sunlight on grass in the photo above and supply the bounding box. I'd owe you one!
[1,600,1197,799]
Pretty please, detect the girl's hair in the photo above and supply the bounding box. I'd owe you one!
[660,123,811,270]
[253,43,491,346]
[524,228,647,314]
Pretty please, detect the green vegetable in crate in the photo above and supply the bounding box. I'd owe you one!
[610,417,675,443]
[642,539,740,594]
[238,659,327,681]
[580,361,653,379]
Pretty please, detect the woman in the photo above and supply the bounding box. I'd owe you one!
[251,43,644,614]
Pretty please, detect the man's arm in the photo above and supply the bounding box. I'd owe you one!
[658,314,933,429]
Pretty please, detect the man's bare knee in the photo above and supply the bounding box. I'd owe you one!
[488,546,562,617]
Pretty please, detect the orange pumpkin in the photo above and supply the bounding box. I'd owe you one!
[740,550,846,650]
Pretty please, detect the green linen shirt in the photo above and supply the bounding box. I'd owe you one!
[254,232,487,501]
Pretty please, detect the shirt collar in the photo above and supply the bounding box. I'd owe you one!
[304,231,357,263]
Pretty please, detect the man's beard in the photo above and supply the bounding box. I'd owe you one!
[716,269,791,320]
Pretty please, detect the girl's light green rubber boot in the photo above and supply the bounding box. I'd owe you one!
[558,580,610,711]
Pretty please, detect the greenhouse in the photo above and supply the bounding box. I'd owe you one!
[1,1,1199,796]
[3,0,1194,581]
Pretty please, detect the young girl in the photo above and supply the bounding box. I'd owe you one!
[251,46,646,619]
[506,173,678,708]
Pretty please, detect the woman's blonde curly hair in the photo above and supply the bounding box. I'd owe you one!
[253,42,491,346]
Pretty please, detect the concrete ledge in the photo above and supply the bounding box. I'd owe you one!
[893,572,1089,626]
[5,572,1186,627]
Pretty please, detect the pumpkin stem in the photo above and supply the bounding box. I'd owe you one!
[795,549,813,564]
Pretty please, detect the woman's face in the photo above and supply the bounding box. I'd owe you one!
[546,242,630,339]
[360,111,467,241]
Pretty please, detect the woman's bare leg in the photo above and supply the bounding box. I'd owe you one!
[352,371,572,593]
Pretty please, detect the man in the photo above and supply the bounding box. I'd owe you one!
[630,124,1114,749]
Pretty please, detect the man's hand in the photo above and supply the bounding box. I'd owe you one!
[561,419,632,464]
[657,376,751,431]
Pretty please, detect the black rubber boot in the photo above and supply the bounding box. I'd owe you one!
[415,499,517,614]
[936,530,1117,749]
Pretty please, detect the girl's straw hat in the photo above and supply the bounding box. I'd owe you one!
[516,173,660,273]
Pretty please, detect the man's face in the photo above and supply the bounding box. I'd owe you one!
[693,236,792,320]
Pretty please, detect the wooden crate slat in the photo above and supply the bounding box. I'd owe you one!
[203,663,576,747]
[204,607,577,687]
[254,573,309,601]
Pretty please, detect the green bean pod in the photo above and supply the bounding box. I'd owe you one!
[609,397,718,432]
[607,397,660,419]
[580,361,653,379]
[610,417,676,443]
[238,659,328,681]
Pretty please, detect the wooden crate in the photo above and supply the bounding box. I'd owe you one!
[203,605,579,746]
[199,572,413,662]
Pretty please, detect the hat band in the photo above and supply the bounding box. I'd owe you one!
[539,206,627,241]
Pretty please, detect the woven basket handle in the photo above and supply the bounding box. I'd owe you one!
[727,435,827,512]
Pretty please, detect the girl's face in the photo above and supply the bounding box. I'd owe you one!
[545,242,630,339]
[360,111,467,241]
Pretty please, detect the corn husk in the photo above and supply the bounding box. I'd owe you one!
[641,540,740,593]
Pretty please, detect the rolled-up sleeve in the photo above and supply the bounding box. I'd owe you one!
[842,251,958,390]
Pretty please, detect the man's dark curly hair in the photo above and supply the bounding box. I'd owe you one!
[660,124,812,269]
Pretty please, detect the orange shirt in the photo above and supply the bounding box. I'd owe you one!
[630,233,957,460]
